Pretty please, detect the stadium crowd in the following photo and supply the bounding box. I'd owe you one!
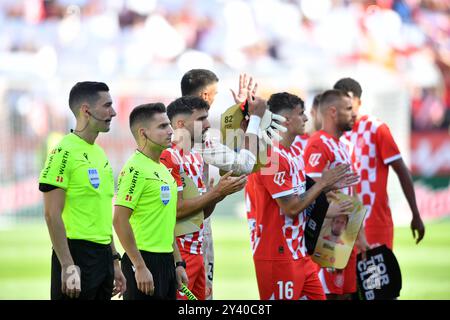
[0,0,449,130]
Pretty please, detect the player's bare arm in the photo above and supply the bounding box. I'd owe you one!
[43,188,81,299]
[202,177,223,219]
[355,227,370,260]
[113,205,154,296]
[172,239,188,289]
[276,164,358,218]
[176,171,247,219]
[390,158,425,244]
[110,239,127,298]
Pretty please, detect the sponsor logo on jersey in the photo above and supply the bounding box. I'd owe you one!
[334,272,344,288]
[273,171,286,186]
[88,168,100,189]
[160,185,171,205]
[128,169,140,195]
[308,153,322,167]
[42,154,55,179]
[58,151,70,175]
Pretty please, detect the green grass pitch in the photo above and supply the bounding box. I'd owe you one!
[0,217,449,299]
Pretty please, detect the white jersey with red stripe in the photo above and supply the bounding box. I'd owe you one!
[304,130,355,196]
[160,145,206,255]
[253,142,308,261]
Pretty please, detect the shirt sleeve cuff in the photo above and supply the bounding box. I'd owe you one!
[383,154,402,165]
[306,172,322,178]
[272,189,295,199]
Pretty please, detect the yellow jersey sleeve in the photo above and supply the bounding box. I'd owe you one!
[115,165,145,210]
[39,145,73,190]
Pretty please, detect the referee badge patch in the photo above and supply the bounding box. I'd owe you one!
[160,185,171,205]
[88,168,100,189]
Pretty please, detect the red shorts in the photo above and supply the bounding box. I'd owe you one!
[365,225,394,250]
[254,257,325,300]
[176,249,205,300]
[318,247,357,295]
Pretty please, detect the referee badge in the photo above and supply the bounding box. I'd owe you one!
[160,185,171,205]
[88,168,100,189]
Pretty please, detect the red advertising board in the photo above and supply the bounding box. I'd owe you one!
[411,131,450,177]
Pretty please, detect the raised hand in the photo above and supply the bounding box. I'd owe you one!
[230,73,258,104]
[247,94,267,118]
[259,110,287,145]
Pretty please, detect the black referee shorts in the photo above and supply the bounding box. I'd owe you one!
[51,239,114,300]
[121,251,177,300]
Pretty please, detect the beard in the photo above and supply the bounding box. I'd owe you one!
[339,121,353,132]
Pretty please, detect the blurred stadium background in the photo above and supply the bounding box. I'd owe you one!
[0,0,449,299]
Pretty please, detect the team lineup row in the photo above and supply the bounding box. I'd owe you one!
[38,70,425,300]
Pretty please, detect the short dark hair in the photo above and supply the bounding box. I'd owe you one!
[333,77,362,98]
[319,89,350,112]
[312,93,322,110]
[68,81,109,114]
[166,96,210,121]
[129,103,166,138]
[180,69,219,96]
[267,92,304,115]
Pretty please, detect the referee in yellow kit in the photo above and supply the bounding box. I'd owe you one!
[39,81,126,299]
[113,103,188,300]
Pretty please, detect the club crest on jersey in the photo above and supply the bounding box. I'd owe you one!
[160,185,171,205]
[309,153,322,167]
[334,273,344,288]
[88,168,100,189]
[273,171,286,186]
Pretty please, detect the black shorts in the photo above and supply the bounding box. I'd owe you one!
[121,251,176,300]
[51,239,114,300]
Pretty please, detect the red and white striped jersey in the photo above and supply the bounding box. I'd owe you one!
[345,115,401,229]
[244,173,259,254]
[252,142,308,261]
[246,136,308,256]
[304,130,355,196]
[160,145,206,255]
[293,134,310,151]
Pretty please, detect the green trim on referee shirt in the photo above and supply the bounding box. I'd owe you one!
[115,151,177,253]
[39,133,114,245]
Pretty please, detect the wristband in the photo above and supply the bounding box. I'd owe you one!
[112,253,121,261]
[246,115,261,135]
